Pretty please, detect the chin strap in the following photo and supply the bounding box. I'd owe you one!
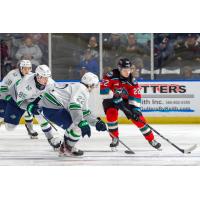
[80,82,88,88]
[34,76,45,90]
[19,69,24,77]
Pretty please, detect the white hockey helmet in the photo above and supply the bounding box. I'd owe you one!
[19,60,32,68]
[35,65,51,78]
[81,72,99,88]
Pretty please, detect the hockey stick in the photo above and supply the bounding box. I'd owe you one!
[40,113,58,132]
[109,131,135,154]
[40,92,135,154]
[138,118,197,154]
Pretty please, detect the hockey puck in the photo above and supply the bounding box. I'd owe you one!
[124,150,135,154]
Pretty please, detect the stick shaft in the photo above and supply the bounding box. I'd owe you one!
[40,113,58,132]
[109,131,135,153]
[138,119,184,153]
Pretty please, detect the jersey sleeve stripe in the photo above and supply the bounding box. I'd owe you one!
[100,88,110,95]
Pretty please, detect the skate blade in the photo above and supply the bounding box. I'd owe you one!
[58,152,83,158]
[30,136,38,139]
[58,152,66,157]
[111,147,118,152]
[53,148,60,152]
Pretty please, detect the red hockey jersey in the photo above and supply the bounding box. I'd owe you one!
[100,69,141,109]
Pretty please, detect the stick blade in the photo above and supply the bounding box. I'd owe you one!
[184,144,198,154]
[124,150,135,154]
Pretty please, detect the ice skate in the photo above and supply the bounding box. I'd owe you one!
[149,139,162,150]
[59,141,84,157]
[25,124,38,139]
[48,136,62,150]
[110,137,119,151]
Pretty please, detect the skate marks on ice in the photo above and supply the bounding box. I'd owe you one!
[0,125,200,166]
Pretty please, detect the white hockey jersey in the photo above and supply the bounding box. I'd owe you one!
[11,73,55,110]
[0,69,31,99]
[40,82,98,126]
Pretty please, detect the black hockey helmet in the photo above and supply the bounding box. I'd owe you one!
[117,58,131,70]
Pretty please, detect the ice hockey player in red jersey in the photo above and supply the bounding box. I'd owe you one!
[100,58,161,151]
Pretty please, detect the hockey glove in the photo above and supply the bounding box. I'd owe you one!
[96,117,107,131]
[78,120,91,138]
[27,103,42,116]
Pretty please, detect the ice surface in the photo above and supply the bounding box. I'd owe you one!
[0,124,200,166]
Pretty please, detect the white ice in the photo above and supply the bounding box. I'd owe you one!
[0,124,200,166]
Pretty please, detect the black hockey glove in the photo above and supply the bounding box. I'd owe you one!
[96,117,107,131]
[130,107,142,121]
[27,103,42,116]
[78,120,91,138]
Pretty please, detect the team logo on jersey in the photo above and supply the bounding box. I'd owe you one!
[26,85,32,91]
[10,114,16,119]
[0,109,4,113]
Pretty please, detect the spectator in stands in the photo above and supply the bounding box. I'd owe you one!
[155,37,174,69]
[126,34,147,53]
[30,33,49,65]
[15,37,43,70]
[0,40,9,63]
[175,34,200,63]
[135,33,151,45]
[131,63,141,80]
[181,66,196,80]
[103,34,123,69]
[131,57,145,79]
[88,36,98,50]
[119,34,148,62]
[126,33,138,52]
[0,39,14,78]
[87,35,99,58]
[77,49,99,77]
[105,33,122,52]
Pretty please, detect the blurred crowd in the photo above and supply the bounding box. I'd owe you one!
[102,33,151,80]
[51,33,151,80]
[154,33,200,80]
[1,33,200,81]
[0,33,48,79]
[51,33,99,80]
